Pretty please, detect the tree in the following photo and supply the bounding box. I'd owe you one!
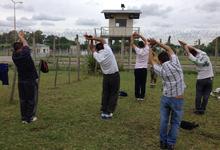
[34,30,45,44]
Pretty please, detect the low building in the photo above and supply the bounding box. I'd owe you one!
[35,44,50,56]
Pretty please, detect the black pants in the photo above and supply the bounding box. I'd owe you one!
[195,78,212,112]
[134,68,147,98]
[18,79,38,122]
[101,72,120,114]
[150,67,157,85]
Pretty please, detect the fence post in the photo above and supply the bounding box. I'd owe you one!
[75,35,80,81]
[94,30,98,74]
[32,31,36,62]
[121,37,125,67]
[35,61,41,114]
[54,57,59,87]
[68,56,71,84]
[129,44,132,71]
[167,36,171,44]
[9,31,17,103]
[214,37,219,74]
[53,36,56,68]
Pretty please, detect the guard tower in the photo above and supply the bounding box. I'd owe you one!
[101,4,141,40]
[99,4,142,68]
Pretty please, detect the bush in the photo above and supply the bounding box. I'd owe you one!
[86,54,96,73]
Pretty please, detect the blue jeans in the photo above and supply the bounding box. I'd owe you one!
[160,96,184,145]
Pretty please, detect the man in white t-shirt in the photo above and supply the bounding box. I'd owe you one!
[130,32,150,101]
[85,35,120,119]
[179,40,214,115]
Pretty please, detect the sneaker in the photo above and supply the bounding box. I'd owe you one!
[31,116,37,122]
[101,113,112,120]
[139,98,144,101]
[21,120,29,124]
[107,113,113,118]
[160,141,167,149]
[167,144,175,150]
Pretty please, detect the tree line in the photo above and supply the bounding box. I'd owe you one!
[0,30,76,50]
[0,30,219,55]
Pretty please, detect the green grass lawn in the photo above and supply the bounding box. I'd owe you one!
[0,70,220,150]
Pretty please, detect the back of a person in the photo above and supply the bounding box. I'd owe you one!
[99,45,118,74]
[194,50,213,79]
[135,46,149,69]
[161,58,185,97]
[12,46,38,81]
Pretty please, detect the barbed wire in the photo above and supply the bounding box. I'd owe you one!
[0,28,219,45]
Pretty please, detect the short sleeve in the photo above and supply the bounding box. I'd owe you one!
[104,44,112,51]
[93,51,105,63]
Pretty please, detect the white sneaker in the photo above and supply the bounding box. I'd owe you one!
[108,113,113,117]
[31,116,37,122]
[22,120,28,124]
[101,113,113,119]
[101,113,106,117]
[140,98,144,101]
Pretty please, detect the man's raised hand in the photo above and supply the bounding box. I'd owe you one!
[18,31,25,39]
[84,34,93,40]
[178,40,187,47]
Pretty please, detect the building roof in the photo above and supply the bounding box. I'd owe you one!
[101,10,141,19]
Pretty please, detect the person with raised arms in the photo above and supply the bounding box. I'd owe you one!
[130,32,150,101]
[85,35,120,120]
[149,39,185,150]
[12,31,38,124]
[179,40,214,115]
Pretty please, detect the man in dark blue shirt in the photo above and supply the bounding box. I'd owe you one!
[12,31,38,124]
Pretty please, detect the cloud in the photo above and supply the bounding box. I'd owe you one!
[32,14,65,21]
[0,4,35,12]
[196,1,220,13]
[140,4,173,18]
[41,22,55,26]
[75,18,100,26]
[0,20,12,27]
[151,22,172,28]
[6,16,14,21]
[85,0,100,6]
[0,17,36,28]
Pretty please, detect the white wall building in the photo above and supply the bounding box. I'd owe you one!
[35,44,50,56]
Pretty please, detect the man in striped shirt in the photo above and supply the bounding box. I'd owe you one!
[179,40,213,115]
[149,39,185,150]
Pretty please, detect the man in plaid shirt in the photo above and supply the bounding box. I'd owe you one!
[149,39,185,150]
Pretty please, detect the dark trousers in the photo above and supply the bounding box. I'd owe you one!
[101,72,120,114]
[134,68,147,98]
[195,78,212,112]
[18,79,38,122]
[150,67,157,84]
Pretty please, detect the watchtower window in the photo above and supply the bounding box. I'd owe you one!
[115,19,127,27]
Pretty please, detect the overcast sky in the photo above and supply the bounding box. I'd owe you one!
[0,0,220,43]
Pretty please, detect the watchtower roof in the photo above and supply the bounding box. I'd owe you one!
[101,10,142,19]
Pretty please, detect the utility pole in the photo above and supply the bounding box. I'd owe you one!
[10,0,23,103]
